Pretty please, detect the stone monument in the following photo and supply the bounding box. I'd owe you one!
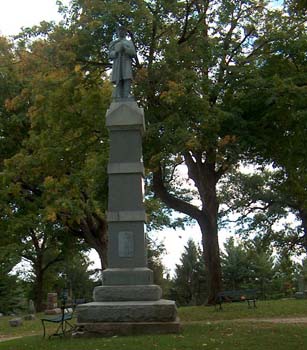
[75,27,180,336]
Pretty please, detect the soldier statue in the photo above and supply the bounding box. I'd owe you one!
[109,27,136,100]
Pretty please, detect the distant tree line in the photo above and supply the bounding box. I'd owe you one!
[168,238,304,306]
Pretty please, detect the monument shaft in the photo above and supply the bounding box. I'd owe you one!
[75,29,179,334]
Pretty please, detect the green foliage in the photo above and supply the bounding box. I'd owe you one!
[0,24,111,271]
[0,273,25,315]
[221,237,252,290]
[220,169,307,255]
[42,253,99,302]
[171,239,206,306]
[147,235,167,286]
[221,237,299,299]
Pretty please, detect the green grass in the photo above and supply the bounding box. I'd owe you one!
[1,323,307,350]
[1,299,307,350]
[179,298,307,322]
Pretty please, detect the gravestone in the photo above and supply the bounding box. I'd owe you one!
[45,293,61,315]
[9,318,23,327]
[75,28,180,336]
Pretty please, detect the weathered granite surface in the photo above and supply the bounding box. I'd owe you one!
[9,318,23,327]
[77,300,177,323]
[94,284,162,302]
[74,318,181,337]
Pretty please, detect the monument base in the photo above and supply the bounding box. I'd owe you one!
[94,284,162,301]
[73,318,181,337]
[75,299,181,336]
[76,300,177,323]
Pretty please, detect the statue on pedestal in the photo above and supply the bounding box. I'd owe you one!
[109,27,136,100]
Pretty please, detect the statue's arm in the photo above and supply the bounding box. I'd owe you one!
[124,42,136,57]
[108,41,118,59]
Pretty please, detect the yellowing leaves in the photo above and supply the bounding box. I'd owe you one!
[43,176,55,187]
[46,208,57,222]
[5,88,30,111]
[74,64,82,73]
[218,135,237,148]
[160,81,185,104]
[185,137,201,151]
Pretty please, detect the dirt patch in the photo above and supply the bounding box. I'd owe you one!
[0,336,22,343]
[235,317,307,324]
[183,317,307,325]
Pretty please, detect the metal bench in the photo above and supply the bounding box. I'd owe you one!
[215,289,258,310]
[41,291,75,338]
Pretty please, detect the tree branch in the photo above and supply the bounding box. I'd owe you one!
[152,165,202,220]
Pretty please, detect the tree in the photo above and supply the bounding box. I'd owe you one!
[31,0,305,304]
[0,26,111,270]
[221,237,277,298]
[147,235,168,288]
[221,237,251,290]
[220,169,307,256]
[219,2,307,254]
[0,246,26,314]
[43,252,99,303]
[172,239,206,306]
[272,254,298,297]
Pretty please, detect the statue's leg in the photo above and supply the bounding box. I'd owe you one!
[112,81,123,99]
[114,81,124,99]
[123,79,132,98]
[112,86,117,99]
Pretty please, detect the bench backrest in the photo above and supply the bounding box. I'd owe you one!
[217,289,257,300]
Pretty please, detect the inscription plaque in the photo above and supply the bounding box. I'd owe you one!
[118,231,134,257]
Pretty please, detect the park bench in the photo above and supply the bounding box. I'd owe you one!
[215,289,258,310]
[41,299,75,338]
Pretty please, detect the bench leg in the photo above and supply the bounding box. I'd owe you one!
[42,320,46,338]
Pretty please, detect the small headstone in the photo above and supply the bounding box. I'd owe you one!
[24,314,36,321]
[9,318,23,327]
[45,292,59,314]
[0,313,3,317]
[44,308,61,315]
[47,293,58,310]
[28,299,36,314]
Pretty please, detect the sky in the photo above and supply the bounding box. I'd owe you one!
[0,0,69,36]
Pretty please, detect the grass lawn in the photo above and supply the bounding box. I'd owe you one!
[0,299,307,350]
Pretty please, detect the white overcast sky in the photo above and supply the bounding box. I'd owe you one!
[0,0,69,36]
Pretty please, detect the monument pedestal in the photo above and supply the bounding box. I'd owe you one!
[74,318,181,337]
[75,101,180,337]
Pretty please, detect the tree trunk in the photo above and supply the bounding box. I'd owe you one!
[152,159,223,305]
[299,208,307,252]
[33,258,44,312]
[198,159,223,304]
[198,215,222,305]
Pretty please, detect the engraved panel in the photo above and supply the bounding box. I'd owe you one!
[118,231,134,258]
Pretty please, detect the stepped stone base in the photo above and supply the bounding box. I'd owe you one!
[73,318,181,337]
[102,268,153,285]
[94,284,162,301]
[76,300,177,323]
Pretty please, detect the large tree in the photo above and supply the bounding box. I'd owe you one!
[41,0,305,303]
[220,2,307,255]
[2,0,305,304]
[0,28,111,269]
